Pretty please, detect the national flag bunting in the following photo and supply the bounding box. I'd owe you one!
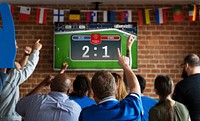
[86,11,98,22]
[173,6,184,22]
[121,10,132,22]
[188,4,197,21]
[53,9,64,22]
[36,8,48,24]
[103,11,115,22]
[138,9,150,25]
[155,8,167,24]
[9,5,14,17]
[19,6,31,22]
[69,10,80,22]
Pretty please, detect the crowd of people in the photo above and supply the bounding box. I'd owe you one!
[0,35,199,121]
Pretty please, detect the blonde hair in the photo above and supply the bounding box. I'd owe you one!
[112,73,128,100]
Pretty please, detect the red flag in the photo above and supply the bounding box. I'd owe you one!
[173,6,184,22]
[36,8,48,24]
[19,6,31,22]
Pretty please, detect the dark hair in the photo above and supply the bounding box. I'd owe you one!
[155,75,173,121]
[136,75,146,93]
[73,74,91,98]
[184,54,200,67]
[92,71,116,100]
[51,74,71,93]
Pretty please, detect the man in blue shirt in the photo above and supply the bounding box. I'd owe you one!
[79,43,144,121]
[136,75,158,121]
[16,73,81,121]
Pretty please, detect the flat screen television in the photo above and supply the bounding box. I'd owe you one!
[54,22,138,70]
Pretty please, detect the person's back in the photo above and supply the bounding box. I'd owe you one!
[173,54,200,121]
[136,75,157,121]
[149,75,190,121]
[16,74,81,121]
[0,40,42,121]
[69,74,96,109]
[150,101,190,121]
[173,74,200,121]
[79,46,144,121]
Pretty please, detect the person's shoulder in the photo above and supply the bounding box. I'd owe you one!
[142,96,157,101]
[81,103,97,112]
[175,101,187,109]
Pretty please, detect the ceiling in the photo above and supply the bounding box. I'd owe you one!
[1,0,200,5]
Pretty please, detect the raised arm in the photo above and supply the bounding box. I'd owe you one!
[126,35,134,67]
[118,48,140,95]
[124,35,134,91]
[19,46,32,68]
[60,62,68,74]
[26,75,54,96]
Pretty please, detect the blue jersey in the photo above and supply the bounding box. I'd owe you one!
[141,96,158,121]
[79,93,144,121]
[69,93,96,109]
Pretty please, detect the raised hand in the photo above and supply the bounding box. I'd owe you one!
[126,35,134,51]
[117,48,129,67]
[24,46,32,55]
[60,62,68,74]
[34,39,42,51]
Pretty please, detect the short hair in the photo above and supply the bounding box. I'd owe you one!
[136,75,146,93]
[91,71,116,100]
[184,54,200,67]
[51,74,71,93]
[73,74,90,98]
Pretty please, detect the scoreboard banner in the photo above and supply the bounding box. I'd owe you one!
[54,22,138,70]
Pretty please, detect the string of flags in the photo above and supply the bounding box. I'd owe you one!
[9,4,200,25]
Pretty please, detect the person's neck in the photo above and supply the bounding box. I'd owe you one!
[188,67,200,76]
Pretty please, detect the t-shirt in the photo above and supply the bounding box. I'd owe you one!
[69,93,96,109]
[141,96,158,121]
[79,93,144,121]
[16,92,81,121]
[149,101,190,121]
[173,74,200,121]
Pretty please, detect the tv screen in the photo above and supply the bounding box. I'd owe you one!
[54,22,138,70]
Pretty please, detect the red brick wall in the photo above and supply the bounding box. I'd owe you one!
[4,4,200,98]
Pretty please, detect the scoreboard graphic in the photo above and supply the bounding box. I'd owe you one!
[54,22,138,70]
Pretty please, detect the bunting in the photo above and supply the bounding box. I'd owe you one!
[36,8,48,24]
[69,10,80,22]
[6,4,198,25]
[103,11,114,22]
[155,8,167,24]
[53,9,64,22]
[173,6,184,22]
[86,11,98,22]
[19,6,31,22]
[138,9,150,25]
[121,10,132,22]
[188,4,197,21]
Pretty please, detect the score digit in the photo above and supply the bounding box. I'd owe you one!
[102,46,110,58]
[82,46,89,58]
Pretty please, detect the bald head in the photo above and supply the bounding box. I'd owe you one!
[50,73,71,93]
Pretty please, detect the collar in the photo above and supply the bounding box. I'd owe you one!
[99,96,117,104]
[48,91,69,99]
